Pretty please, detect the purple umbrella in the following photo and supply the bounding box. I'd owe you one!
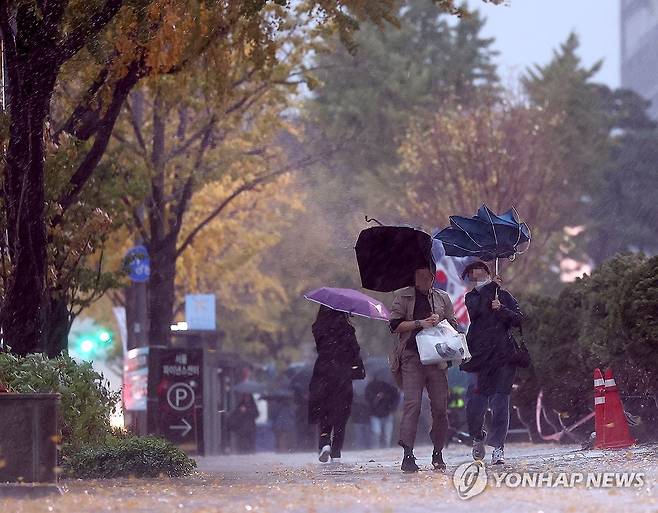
[303,287,390,322]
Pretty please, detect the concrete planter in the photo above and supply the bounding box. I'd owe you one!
[0,393,60,483]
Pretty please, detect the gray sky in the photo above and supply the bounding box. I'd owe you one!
[469,0,620,88]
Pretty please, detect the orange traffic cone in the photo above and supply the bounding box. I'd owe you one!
[593,368,606,448]
[601,367,636,449]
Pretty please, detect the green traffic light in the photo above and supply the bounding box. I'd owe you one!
[70,325,113,359]
[79,339,96,355]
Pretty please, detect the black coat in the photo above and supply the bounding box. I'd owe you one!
[460,283,523,393]
[308,307,361,425]
[228,394,259,431]
[228,394,259,453]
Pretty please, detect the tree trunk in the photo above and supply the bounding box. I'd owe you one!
[1,3,129,355]
[146,93,177,347]
[2,58,58,355]
[147,238,177,347]
[42,295,72,357]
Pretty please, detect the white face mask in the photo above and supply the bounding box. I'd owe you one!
[474,278,492,290]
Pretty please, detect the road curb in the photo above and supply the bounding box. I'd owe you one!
[0,483,64,499]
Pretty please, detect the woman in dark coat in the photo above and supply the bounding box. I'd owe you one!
[460,261,523,466]
[308,306,361,462]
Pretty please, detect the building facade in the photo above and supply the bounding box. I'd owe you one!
[621,0,658,118]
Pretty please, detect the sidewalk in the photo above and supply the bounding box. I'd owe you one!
[196,442,586,480]
[3,443,657,513]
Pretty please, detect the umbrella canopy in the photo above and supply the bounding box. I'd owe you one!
[233,379,266,395]
[304,287,390,321]
[288,365,313,398]
[355,225,435,292]
[260,389,294,400]
[435,205,531,262]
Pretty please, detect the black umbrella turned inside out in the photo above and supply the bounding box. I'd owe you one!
[355,224,435,293]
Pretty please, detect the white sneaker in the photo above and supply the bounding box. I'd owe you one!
[492,446,505,465]
[318,445,331,463]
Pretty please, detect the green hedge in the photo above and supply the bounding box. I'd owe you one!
[0,353,119,448]
[63,435,197,479]
[515,253,658,432]
[0,353,197,478]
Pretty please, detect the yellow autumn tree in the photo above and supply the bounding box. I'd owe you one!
[216,168,398,366]
[1,0,404,355]
[173,174,304,357]
[97,7,334,348]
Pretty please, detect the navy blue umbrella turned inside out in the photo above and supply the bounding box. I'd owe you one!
[435,205,531,263]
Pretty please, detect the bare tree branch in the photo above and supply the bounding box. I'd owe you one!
[54,65,110,141]
[161,20,232,76]
[176,106,188,141]
[125,95,149,155]
[108,290,125,307]
[59,0,124,62]
[224,83,270,117]
[121,197,149,242]
[111,130,146,157]
[175,151,325,257]
[52,61,142,226]
[170,123,215,239]
[168,113,217,160]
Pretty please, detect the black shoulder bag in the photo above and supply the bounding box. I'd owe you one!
[509,325,532,369]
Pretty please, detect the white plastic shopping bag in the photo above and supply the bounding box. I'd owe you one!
[416,320,471,366]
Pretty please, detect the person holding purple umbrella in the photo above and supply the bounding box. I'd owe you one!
[304,287,390,321]
[303,287,388,461]
[308,305,364,463]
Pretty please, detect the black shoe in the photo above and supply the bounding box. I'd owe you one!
[472,430,487,461]
[401,453,419,473]
[432,450,446,471]
[399,442,419,473]
[330,449,341,459]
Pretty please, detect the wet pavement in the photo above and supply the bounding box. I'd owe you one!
[2,443,657,513]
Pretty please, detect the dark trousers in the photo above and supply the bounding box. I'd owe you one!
[466,365,516,448]
[319,415,348,455]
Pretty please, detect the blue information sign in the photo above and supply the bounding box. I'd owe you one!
[125,245,151,282]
